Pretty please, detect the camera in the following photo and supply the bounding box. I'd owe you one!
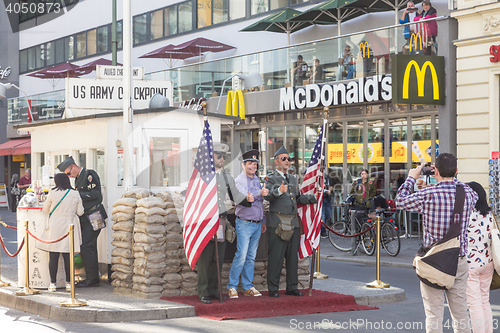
[407,7,417,11]
[422,163,435,176]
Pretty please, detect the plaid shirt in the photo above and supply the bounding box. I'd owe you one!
[396,177,478,256]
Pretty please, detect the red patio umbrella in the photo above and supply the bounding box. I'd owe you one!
[78,57,122,73]
[139,44,195,67]
[27,62,85,89]
[172,37,236,60]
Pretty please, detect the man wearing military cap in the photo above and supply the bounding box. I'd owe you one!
[57,156,107,288]
[227,149,269,299]
[264,145,317,297]
[197,143,254,304]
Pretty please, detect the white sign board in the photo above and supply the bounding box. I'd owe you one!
[42,166,51,186]
[96,65,144,80]
[0,184,8,208]
[65,78,173,110]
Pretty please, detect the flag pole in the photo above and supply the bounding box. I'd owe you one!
[202,102,224,304]
[308,249,315,296]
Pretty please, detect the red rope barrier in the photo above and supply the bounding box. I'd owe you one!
[26,229,69,244]
[321,221,373,238]
[0,221,17,230]
[0,233,24,257]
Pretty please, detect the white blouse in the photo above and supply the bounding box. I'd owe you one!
[466,209,493,269]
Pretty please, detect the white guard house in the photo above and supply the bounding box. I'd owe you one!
[15,74,237,281]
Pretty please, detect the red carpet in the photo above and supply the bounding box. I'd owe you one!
[161,289,378,320]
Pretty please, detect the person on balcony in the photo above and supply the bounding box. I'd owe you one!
[338,45,355,80]
[413,0,438,56]
[399,1,419,52]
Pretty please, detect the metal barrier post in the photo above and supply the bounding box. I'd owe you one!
[0,241,10,287]
[313,242,328,279]
[60,224,87,307]
[16,221,40,295]
[350,209,356,255]
[367,215,390,288]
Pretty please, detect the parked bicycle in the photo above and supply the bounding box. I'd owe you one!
[361,208,401,257]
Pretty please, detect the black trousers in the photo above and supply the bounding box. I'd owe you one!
[79,215,101,280]
[49,252,70,283]
[267,226,300,292]
[197,240,226,298]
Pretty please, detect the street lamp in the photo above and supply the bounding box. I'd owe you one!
[216,72,264,111]
[0,82,34,122]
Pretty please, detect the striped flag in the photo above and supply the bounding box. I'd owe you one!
[298,121,326,259]
[183,121,219,269]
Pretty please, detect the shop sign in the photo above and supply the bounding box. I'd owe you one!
[66,78,173,110]
[409,33,423,53]
[96,65,144,80]
[490,45,500,63]
[328,140,437,164]
[179,97,205,111]
[279,75,392,111]
[12,155,25,162]
[391,54,445,105]
[0,66,11,80]
[358,42,370,59]
[226,90,245,119]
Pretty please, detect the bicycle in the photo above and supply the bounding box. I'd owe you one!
[328,196,374,254]
[361,207,401,257]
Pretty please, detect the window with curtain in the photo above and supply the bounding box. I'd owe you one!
[197,0,212,28]
[150,9,163,40]
[87,29,97,56]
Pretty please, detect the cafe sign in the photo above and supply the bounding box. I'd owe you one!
[0,66,11,80]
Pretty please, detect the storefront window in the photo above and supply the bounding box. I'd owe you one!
[76,32,86,58]
[367,120,385,196]
[178,1,193,33]
[133,14,147,45]
[165,5,178,36]
[327,121,345,210]
[347,121,364,184]
[87,29,97,56]
[150,137,181,187]
[251,0,268,15]
[286,125,304,178]
[150,9,163,40]
[198,0,212,28]
[267,127,284,175]
[389,118,408,199]
[411,116,433,165]
[213,0,229,25]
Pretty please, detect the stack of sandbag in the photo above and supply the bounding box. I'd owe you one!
[132,196,168,299]
[110,197,137,290]
[252,261,267,291]
[297,258,311,289]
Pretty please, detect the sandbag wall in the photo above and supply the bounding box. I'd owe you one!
[110,187,310,298]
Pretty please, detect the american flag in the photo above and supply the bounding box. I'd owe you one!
[183,121,219,269]
[298,121,326,259]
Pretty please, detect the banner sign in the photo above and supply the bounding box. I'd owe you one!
[279,75,392,111]
[96,65,144,80]
[391,54,445,105]
[328,140,438,164]
[65,78,173,110]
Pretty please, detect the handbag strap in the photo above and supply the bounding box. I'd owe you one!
[448,184,465,237]
[49,189,71,217]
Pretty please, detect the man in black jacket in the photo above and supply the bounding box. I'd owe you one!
[58,156,107,287]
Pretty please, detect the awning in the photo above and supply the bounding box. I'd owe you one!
[0,138,31,156]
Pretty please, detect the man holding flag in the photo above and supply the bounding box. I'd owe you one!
[264,146,317,297]
[183,136,253,304]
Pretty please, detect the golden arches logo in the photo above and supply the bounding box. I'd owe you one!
[402,60,439,100]
[358,42,370,59]
[409,33,422,52]
[225,90,245,119]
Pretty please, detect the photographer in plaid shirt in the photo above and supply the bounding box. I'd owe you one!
[396,153,478,333]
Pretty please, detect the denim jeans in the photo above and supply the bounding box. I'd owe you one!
[227,217,262,291]
[321,196,333,234]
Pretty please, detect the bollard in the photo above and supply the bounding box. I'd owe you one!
[313,241,328,279]
[16,221,40,295]
[60,224,87,307]
[0,242,10,287]
[366,215,390,288]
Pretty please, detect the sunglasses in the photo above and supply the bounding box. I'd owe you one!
[216,154,226,160]
[65,165,73,176]
[280,156,292,162]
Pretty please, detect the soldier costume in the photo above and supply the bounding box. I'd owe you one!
[264,146,316,297]
[57,156,107,287]
[197,143,251,304]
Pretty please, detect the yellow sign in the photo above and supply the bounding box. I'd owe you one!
[402,60,439,100]
[328,140,437,164]
[409,32,422,52]
[358,41,370,59]
[12,155,25,162]
[225,90,245,119]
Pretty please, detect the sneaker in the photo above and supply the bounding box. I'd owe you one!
[66,282,72,292]
[228,288,238,298]
[243,287,262,297]
[48,283,56,292]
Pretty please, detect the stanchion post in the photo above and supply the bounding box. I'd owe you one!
[60,224,87,307]
[350,209,356,255]
[0,236,10,287]
[313,238,328,279]
[367,214,390,288]
[16,221,40,295]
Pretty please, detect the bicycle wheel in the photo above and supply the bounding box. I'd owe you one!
[361,222,375,256]
[381,222,401,257]
[329,220,355,252]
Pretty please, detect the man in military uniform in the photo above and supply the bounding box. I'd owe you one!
[58,156,107,288]
[264,146,317,297]
[197,143,253,304]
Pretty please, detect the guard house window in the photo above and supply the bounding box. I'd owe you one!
[150,9,163,40]
[94,149,105,185]
[150,137,181,187]
[133,14,148,45]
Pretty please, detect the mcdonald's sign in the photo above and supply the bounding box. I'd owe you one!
[226,90,246,119]
[358,42,370,59]
[391,54,445,105]
[409,33,423,53]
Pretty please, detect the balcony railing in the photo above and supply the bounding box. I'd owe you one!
[8,17,445,124]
